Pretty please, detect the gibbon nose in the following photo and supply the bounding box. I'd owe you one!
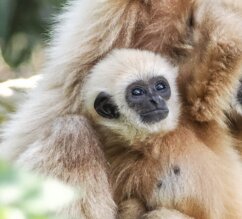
[149,96,163,106]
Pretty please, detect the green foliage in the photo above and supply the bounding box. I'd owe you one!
[0,0,66,68]
[0,161,74,219]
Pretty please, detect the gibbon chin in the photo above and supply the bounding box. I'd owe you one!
[83,48,242,219]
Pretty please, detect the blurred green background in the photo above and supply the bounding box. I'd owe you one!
[0,0,65,69]
[0,1,74,219]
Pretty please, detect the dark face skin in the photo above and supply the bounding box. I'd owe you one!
[125,76,170,123]
[94,76,170,124]
[237,80,242,105]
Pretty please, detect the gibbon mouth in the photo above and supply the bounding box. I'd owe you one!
[140,108,169,116]
[140,109,169,123]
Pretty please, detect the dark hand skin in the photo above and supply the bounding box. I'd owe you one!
[94,76,171,124]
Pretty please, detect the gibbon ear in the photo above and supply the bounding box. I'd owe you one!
[94,92,120,119]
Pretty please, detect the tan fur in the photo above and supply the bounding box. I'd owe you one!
[0,0,242,218]
[83,9,242,217]
[15,116,116,219]
[107,120,242,219]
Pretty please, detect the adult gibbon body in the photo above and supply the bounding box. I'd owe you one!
[1,0,242,218]
[83,49,242,219]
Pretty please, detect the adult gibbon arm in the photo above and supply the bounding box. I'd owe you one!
[15,116,116,219]
[0,1,137,217]
[118,199,194,219]
[184,2,242,124]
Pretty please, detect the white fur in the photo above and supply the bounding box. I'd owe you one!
[0,1,124,218]
[83,49,180,141]
[0,0,130,161]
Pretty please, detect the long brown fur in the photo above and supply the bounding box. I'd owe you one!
[1,0,242,218]
[88,3,242,218]
[105,117,242,218]
[94,12,242,219]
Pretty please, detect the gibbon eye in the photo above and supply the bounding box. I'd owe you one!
[155,82,167,91]
[132,87,145,96]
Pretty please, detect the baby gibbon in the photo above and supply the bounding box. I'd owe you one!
[1,0,242,218]
[83,48,242,219]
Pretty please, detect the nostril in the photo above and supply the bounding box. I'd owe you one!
[150,98,158,105]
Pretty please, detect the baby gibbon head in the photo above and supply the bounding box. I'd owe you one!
[83,49,180,140]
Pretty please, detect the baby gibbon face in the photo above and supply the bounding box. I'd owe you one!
[125,76,171,123]
[83,49,180,139]
[94,76,170,124]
